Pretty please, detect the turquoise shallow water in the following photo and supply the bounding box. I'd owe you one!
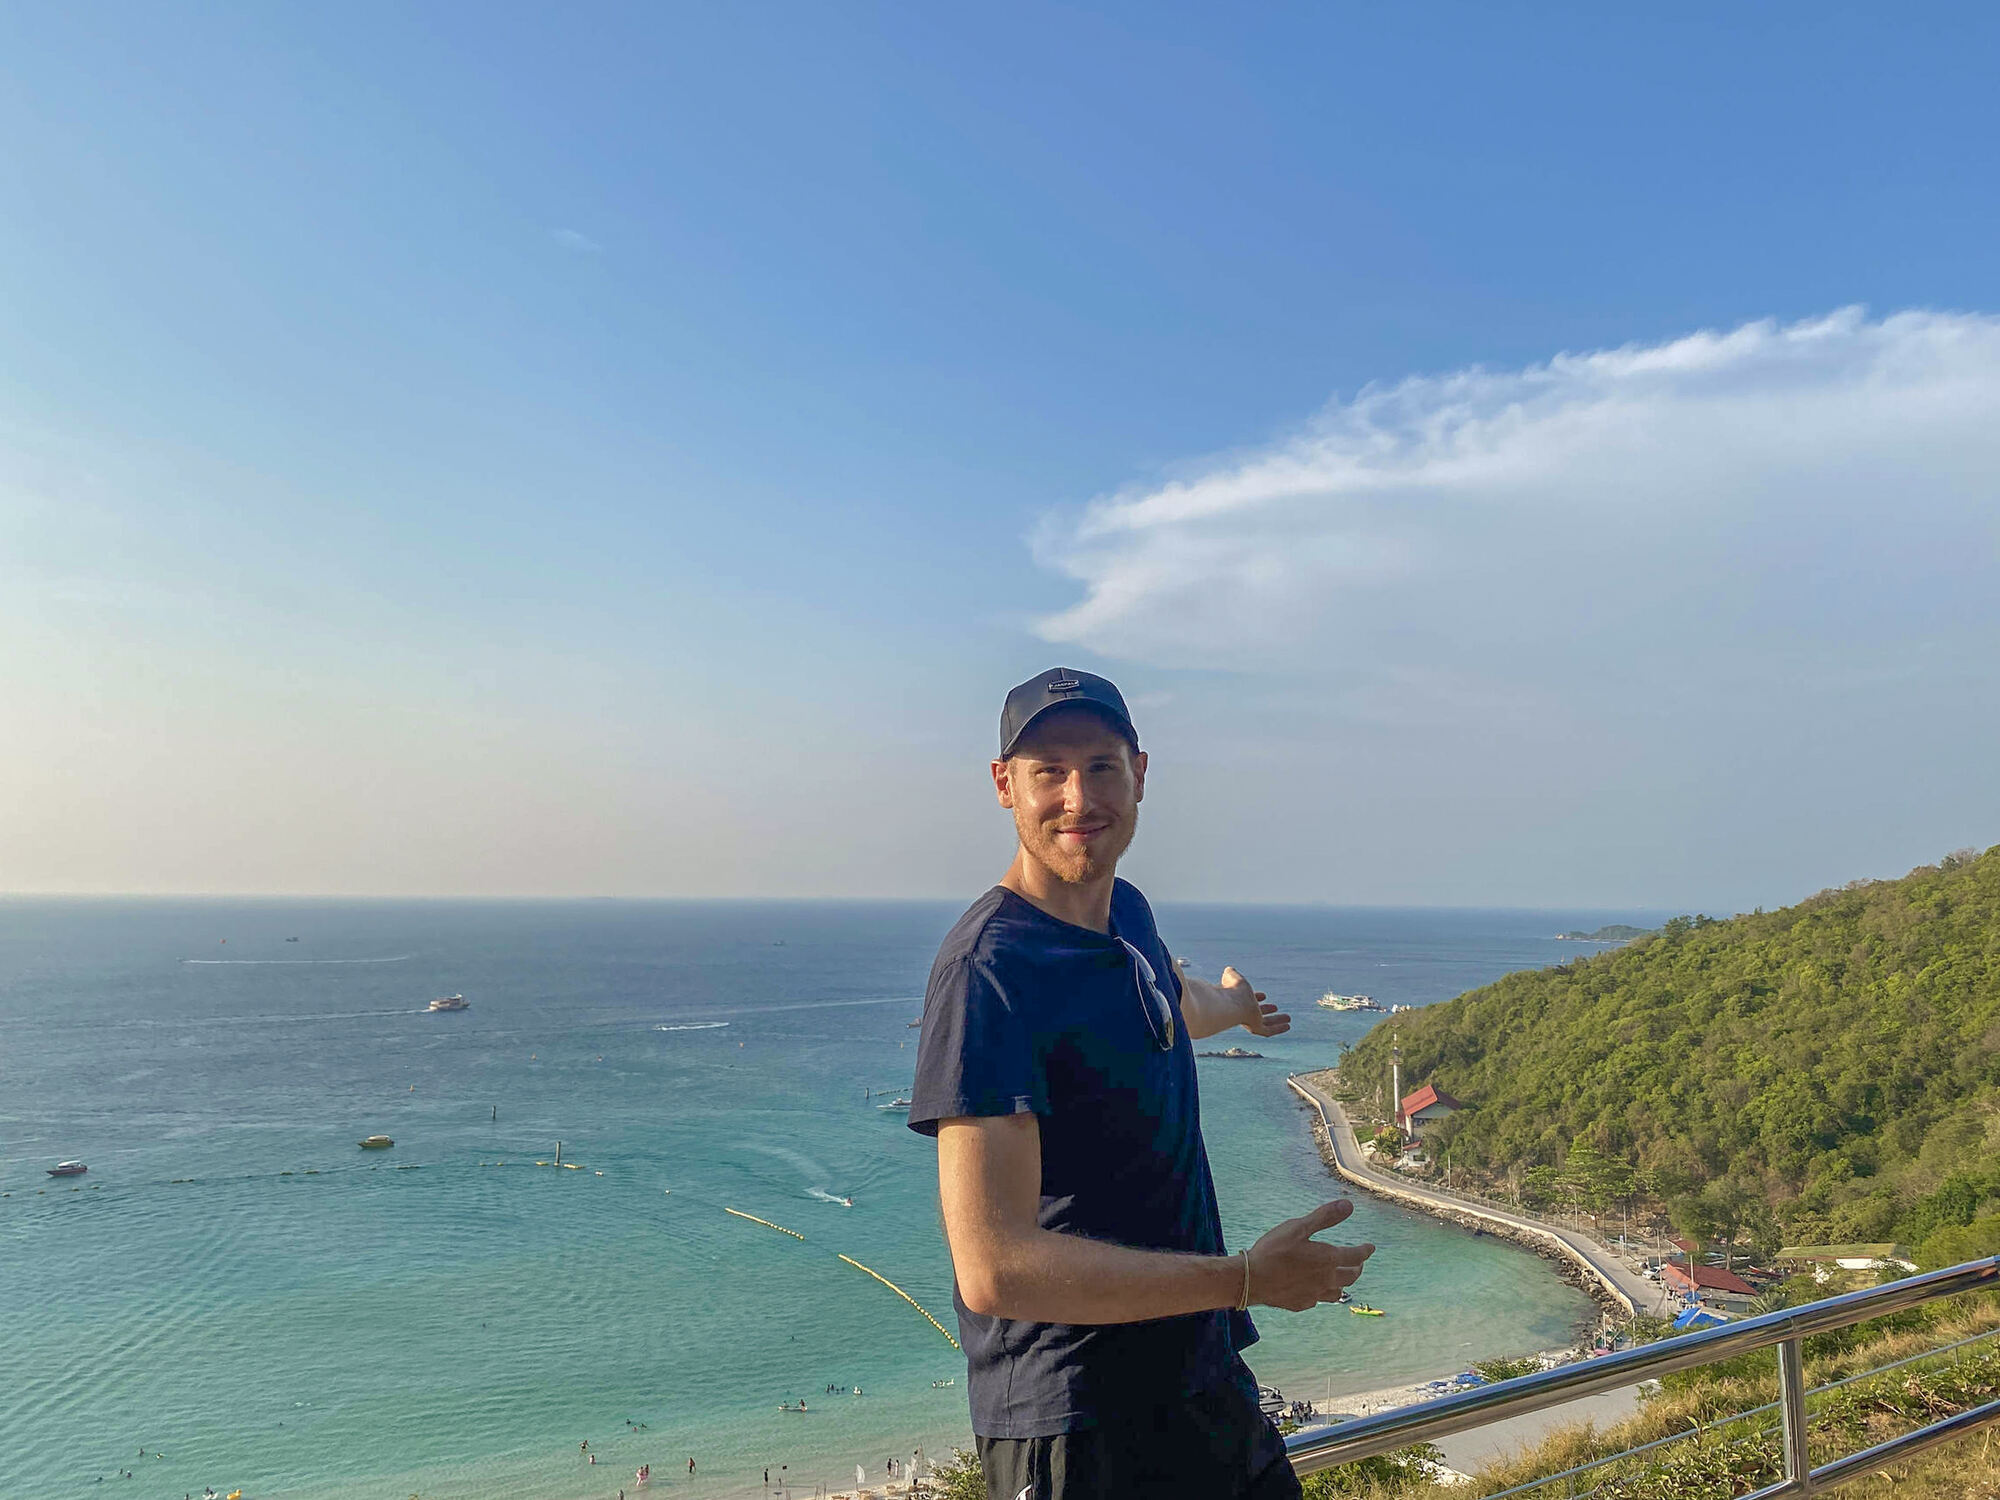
[0,899,1653,1500]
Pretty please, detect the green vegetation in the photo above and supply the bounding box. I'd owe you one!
[1344,847,2000,1265]
[1298,1444,1447,1496]
[1296,1300,2000,1499]
[924,1306,2000,1499]
[1555,924,1654,942]
[1471,1299,2000,1500]
[925,1448,985,1500]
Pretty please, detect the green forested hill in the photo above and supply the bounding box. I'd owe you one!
[1343,847,2000,1267]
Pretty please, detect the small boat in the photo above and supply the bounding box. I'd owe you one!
[428,994,469,1012]
[1348,1303,1386,1316]
[359,1135,394,1149]
[286,936,300,942]
[877,1097,912,1111]
[48,1161,88,1177]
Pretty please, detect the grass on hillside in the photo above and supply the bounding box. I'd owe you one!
[1293,1299,2000,1499]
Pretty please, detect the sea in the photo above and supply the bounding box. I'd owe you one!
[0,898,1659,1500]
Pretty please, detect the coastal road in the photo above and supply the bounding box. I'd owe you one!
[1287,1071,1667,1320]
[1287,1070,1676,1477]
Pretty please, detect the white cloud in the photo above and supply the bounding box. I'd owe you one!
[551,227,602,253]
[1033,308,2000,680]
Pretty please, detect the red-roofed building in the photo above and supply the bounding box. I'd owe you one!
[1397,1083,1462,1132]
[1663,1259,1757,1308]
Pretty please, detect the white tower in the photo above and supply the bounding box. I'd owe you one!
[1391,1030,1402,1137]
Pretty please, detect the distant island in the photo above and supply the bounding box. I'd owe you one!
[1197,1046,1264,1059]
[1553,923,1653,942]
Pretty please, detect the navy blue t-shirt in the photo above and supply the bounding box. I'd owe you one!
[908,880,1257,1439]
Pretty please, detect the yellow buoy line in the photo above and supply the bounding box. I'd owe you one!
[715,1209,959,1352]
[837,1253,961,1351]
[724,1206,805,1240]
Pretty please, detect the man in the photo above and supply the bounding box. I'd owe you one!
[909,668,1376,1500]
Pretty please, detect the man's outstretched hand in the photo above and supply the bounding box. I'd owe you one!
[1246,1199,1375,1312]
[1220,966,1291,1037]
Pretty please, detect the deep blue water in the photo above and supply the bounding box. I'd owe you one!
[0,898,1656,1500]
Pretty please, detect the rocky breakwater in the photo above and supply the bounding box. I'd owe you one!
[1289,1068,1637,1324]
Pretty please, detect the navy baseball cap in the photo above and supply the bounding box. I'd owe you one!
[998,667,1139,759]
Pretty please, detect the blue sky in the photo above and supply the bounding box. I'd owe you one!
[4,4,1997,906]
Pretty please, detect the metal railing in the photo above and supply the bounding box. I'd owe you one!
[1285,1255,2000,1497]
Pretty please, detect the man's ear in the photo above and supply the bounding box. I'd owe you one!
[991,758,1015,809]
[1132,748,1148,803]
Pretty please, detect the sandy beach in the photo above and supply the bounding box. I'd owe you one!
[1292,1364,1644,1480]
[802,1366,1645,1497]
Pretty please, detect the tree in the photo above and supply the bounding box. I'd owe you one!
[1521,1165,1563,1211]
[1669,1192,1723,1255]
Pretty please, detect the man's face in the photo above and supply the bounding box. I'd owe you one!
[991,707,1147,886]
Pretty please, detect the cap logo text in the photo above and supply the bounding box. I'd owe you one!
[1047,677,1080,692]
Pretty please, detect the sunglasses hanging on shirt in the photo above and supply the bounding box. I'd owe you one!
[1118,937,1176,1052]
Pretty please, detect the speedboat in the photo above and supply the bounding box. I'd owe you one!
[878,1097,912,1111]
[48,1160,88,1177]
[359,1135,394,1149]
[428,994,469,1012]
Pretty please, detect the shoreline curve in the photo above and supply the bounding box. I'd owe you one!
[1287,1069,1653,1322]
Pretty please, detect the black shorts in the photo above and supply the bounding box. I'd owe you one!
[974,1362,1302,1500]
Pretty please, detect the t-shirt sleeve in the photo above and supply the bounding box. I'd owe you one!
[906,953,1043,1138]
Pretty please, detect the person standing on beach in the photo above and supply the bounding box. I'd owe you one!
[909,668,1376,1500]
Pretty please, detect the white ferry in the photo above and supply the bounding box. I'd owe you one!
[428,994,469,1012]
[1317,993,1382,1012]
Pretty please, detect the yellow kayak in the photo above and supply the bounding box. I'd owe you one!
[1348,1304,1386,1316]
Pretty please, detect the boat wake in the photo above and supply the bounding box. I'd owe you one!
[807,1188,854,1207]
[181,955,417,965]
[655,1021,730,1032]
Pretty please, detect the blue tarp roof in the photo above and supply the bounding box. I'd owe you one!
[1673,1305,1730,1331]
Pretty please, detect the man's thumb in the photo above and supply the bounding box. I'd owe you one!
[1298,1199,1355,1236]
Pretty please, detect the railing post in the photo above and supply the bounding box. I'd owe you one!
[1779,1336,1812,1493]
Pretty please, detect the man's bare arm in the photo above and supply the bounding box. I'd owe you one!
[1178,967,1292,1041]
[938,1113,1370,1323]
